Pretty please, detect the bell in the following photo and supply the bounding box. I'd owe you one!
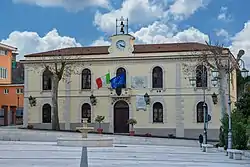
[120,27,125,34]
[120,21,124,26]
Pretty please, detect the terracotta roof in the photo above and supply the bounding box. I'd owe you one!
[0,43,17,51]
[25,42,227,57]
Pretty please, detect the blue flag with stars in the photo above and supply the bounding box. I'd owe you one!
[110,73,126,89]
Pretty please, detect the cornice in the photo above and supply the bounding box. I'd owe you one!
[21,53,229,64]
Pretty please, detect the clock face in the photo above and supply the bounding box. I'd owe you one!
[116,40,126,50]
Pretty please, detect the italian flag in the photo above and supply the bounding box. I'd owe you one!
[96,73,111,89]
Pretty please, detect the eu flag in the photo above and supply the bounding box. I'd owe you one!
[110,73,126,89]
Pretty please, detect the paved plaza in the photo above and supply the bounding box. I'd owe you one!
[0,141,250,167]
[0,127,249,166]
[0,127,204,147]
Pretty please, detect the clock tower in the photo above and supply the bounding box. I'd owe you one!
[108,17,135,56]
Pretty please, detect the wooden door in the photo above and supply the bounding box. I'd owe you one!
[2,106,8,126]
[114,100,129,133]
[10,106,17,125]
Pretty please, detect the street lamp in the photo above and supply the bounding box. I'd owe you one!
[211,50,249,158]
[144,93,150,105]
[189,64,218,146]
[90,94,97,106]
[241,67,249,78]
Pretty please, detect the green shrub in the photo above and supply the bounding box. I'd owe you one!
[219,111,248,150]
[246,117,250,143]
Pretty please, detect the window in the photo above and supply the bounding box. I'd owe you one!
[16,107,23,118]
[0,109,4,118]
[0,50,7,56]
[42,104,51,123]
[3,89,9,94]
[0,67,8,79]
[153,102,163,123]
[81,69,91,89]
[16,88,23,94]
[196,102,208,123]
[81,103,91,123]
[116,67,126,88]
[196,65,207,88]
[42,68,53,90]
[152,66,163,88]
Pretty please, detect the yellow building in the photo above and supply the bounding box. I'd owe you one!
[21,32,236,140]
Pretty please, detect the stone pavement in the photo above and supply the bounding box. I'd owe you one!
[0,127,205,147]
[0,141,249,167]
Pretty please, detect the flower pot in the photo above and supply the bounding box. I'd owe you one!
[129,131,135,136]
[97,128,103,134]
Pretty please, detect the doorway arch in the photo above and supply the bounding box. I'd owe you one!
[114,100,129,133]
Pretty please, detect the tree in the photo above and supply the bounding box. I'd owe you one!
[247,117,250,144]
[220,91,250,150]
[182,42,242,119]
[236,70,250,98]
[235,92,250,120]
[234,91,250,143]
[30,54,80,130]
[220,111,248,150]
[231,112,248,150]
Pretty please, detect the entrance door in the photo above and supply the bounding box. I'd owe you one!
[2,106,8,126]
[10,106,17,125]
[114,100,129,133]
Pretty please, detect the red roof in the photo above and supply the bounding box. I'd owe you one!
[25,42,227,57]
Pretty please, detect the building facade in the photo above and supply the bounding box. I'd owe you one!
[0,43,24,126]
[22,34,237,140]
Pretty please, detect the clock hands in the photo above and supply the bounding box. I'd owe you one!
[119,43,125,48]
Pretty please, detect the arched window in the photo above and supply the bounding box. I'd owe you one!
[153,102,163,123]
[152,66,163,88]
[116,67,126,88]
[82,69,91,89]
[81,103,91,123]
[196,102,207,123]
[42,104,51,123]
[42,68,52,90]
[196,65,207,88]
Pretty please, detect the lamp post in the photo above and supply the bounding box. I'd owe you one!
[189,63,218,145]
[212,50,249,156]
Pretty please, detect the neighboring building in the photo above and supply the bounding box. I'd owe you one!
[0,43,24,126]
[21,21,237,140]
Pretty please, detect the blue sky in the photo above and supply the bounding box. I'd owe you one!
[0,0,250,65]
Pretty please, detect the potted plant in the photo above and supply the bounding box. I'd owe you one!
[95,115,105,134]
[127,118,137,136]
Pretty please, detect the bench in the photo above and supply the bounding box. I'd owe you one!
[227,149,243,160]
[202,144,215,153]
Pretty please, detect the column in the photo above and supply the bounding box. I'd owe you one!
[64,67,71,130]
[23,65,29,128]
[175,63,184,137]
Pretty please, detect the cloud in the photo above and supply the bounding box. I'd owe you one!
[1,21,209,62]
[94,0,210,33]
[1,29,81,60]
[230,20,250,68]
[217,6,233,22]
[130,21,209,44]
[91,37,111,46]
[94,0,167,33]
[92,21,209,45]
[215,28,230,42]
[168,0,209,20]
[12,0,111,12]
